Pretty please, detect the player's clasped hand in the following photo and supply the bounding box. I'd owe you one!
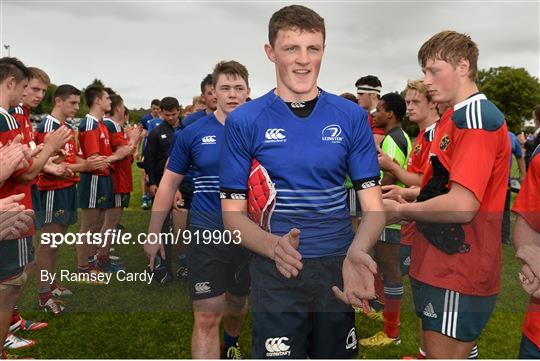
[516,244,540,279]
[44,125,72,152]
[272,228,303,279]
[0,193,34,240]
[86,155,109,172]
[382,198,404,225]
[172,191,184,211]
[332,249,377,307]
[0,137,29,183]
[519,263,540,299]
[377,146,397,171]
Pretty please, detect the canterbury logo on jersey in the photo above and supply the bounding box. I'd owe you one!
[265,337,291,357]
[290,101,306,108]
[202,135,216,144]
[230,193,246,200]
[265,128,286,143]
[361,180,379,189]
[321,124,343,143]
[194,282,211,294]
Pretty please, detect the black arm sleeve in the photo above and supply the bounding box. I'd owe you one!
[146,129,159,185]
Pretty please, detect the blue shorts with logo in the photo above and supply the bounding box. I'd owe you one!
[250,255,358,359]
[78,173,114,209]
[40,185,78,226]
[186,227,251,301]
[411,277,496,342]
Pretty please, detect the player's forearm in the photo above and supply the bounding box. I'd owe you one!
[67,162,88,173]
[147,192,173,236]
[398,192,478,224]
[512,216,540,250]
[350,187,385,253]
[146,153,156,184]
[42,162,59,175]
[107,145,132,163]
[222,204,279,259]
[351,208,386,253]
[15,144,56,182]
[147,175,181,235]
[401,186,421,202]
[389,164,422,187]
[147,170,158,186]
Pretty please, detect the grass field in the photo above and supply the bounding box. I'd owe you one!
[11,164,529,359]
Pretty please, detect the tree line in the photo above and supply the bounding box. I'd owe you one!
[34,67,540,135]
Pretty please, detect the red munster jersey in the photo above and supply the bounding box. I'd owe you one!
[103,118,133,194]
[77,114,112,176]
[35,115,79,190]
[512,145,540,348]
[401,123,437,246]
[11,105,35,147]
[368,110,385,136]
[0,107,34,238]
[11,105,38,186]
[410,93,510,296]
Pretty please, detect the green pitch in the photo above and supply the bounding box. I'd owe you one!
[11,164,528,359]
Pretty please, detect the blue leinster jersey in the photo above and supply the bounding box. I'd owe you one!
[168,113,223,230]
[220,89,380,258]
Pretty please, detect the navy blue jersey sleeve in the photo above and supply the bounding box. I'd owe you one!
[219,113,252,191]
[167,130,191,175]
[348,109,381,188]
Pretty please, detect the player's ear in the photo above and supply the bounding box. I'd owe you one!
[264,43,277,63]
[6,76,16,90]
[456,57,470,78]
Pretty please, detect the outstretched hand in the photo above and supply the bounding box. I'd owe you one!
[332,249,377,307]
[272,228,303,278]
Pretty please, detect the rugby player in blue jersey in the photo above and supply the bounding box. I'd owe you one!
[140,99,160,209]
[219,5,386,358]
[145,61,251,359]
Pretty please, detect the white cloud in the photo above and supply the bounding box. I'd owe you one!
[2,0,538,108]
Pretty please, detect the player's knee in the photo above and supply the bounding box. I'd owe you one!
[0,284,23,306]
[194,311,223,332]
